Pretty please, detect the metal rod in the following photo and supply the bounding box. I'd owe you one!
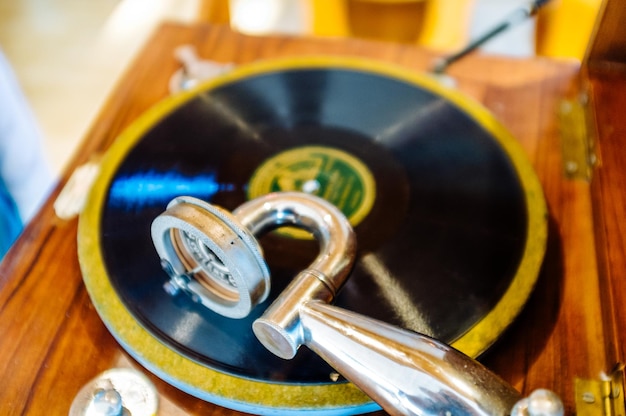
[432,0,551,74]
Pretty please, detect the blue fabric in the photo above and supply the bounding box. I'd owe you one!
[0,49,54,234]
[0,176,22,259]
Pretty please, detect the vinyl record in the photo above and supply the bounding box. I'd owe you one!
[78,56,547,414]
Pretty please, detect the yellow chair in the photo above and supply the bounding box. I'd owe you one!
[417,0,475,51]
[196,0,602,60]
[197,0,231,25]
[309,0,473,51]
[307,0,602,59]
[535,0,602,59]
[309,0,351,37]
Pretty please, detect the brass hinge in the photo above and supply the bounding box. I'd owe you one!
[559,93,597,181]
[576,365,625,416]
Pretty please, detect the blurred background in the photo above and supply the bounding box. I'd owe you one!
[0,0,602,254]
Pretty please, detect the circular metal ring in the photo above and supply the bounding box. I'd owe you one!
[151,196,270,318]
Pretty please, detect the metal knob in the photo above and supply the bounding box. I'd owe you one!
[511,389,564,416]
[69,368,158,416]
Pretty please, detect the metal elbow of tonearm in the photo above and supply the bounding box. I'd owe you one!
[151,192,563,416]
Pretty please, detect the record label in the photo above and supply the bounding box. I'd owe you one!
[248,145,376,238]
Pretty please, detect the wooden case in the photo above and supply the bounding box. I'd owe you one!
[0,1,624,413]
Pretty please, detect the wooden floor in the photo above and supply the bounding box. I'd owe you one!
[0,0,202,175]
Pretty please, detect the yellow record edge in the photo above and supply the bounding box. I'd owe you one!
[78,55,547,412]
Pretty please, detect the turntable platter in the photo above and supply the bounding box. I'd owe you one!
[78,56,546,414]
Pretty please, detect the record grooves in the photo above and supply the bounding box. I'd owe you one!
[78,57,547,414]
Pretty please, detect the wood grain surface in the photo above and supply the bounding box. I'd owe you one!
[0,22,618,415]
[588,66,626,376]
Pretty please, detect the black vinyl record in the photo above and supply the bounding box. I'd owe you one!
[79,57,546,414]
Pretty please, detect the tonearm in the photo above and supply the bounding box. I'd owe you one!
[151,192,563,416]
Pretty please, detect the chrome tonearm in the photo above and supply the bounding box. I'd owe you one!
[151,192,563,416]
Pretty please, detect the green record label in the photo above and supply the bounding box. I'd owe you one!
[248,146,375,238]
